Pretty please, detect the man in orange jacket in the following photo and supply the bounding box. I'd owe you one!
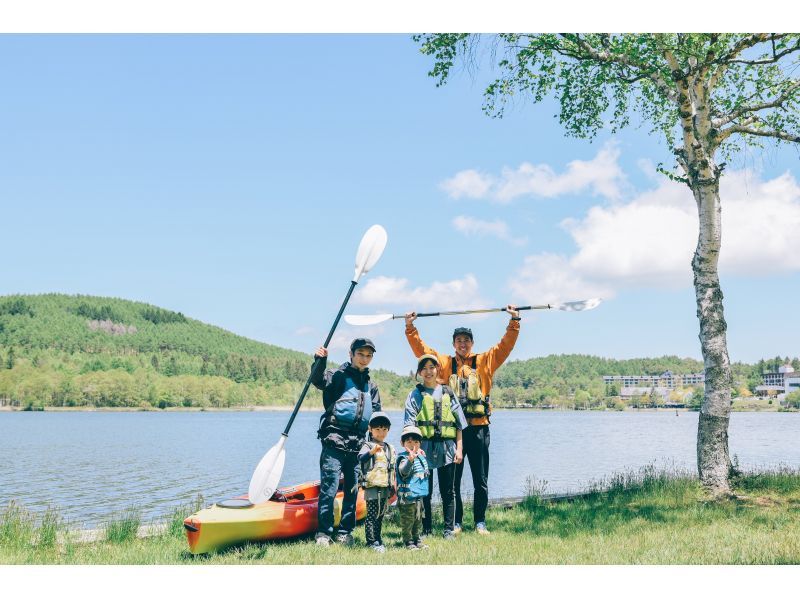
[404,305,520,535]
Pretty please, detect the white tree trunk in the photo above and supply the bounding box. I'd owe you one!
[691,177,733,495]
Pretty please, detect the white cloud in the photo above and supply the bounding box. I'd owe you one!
[327,324,387,352]
[720,171,800,274]
[355,274,489,311]
[440,140,626,203]
[439,169,493,199]
[452,215,528,246]
[294,325,315,336]
[509,253,614,305]
[509,169,800,302]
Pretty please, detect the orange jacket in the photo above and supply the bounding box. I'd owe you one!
[405,319,520,426]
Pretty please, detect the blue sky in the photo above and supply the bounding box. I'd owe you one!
[1,34,798,374]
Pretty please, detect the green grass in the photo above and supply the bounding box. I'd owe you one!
[2,468,799,564]
[103,506,142,543]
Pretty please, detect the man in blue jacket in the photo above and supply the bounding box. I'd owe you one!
[311,338,382,546]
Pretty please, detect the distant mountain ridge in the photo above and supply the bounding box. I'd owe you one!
[0,294,796,411]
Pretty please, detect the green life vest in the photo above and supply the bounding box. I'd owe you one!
[415,384,458,440]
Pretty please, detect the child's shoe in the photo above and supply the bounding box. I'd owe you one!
[475,522,491,535]
[453,523,462,535]
[371,542,386,553]
[405,541,419,551]
[415,539,429,550]
[315,533,332,546]
[335,533,355,546]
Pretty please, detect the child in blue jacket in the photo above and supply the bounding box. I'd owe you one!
[396,425,429,550]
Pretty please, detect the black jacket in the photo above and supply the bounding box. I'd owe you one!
[311,357,382,453]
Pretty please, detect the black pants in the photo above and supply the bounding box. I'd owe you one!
[422,462,456,534]
[454,425,490,526]
[364,493,389,545]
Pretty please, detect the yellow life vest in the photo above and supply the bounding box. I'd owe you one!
[361,441,395,488]
[448,356,489,421]
[415,384,458,440]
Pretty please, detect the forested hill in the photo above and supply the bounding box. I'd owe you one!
[0,294,413,409]
[491,353,789,409]
[0,295,795,411]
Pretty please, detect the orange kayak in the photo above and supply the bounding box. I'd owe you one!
[183,479,368,554]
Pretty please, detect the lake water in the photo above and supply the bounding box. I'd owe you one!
[1,410,798,527]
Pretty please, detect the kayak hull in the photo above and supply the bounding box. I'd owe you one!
[184,479,367,555]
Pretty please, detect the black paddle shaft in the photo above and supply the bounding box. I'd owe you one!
[282,280,358,437]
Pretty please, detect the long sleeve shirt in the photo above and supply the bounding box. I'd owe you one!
[404,319,520,426]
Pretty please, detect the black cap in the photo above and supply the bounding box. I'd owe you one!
[350,338,376,353]
[452,327,473,341]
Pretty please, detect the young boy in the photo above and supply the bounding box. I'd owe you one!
[311,338,382,546]
[395,425,430,550]
[358,411,395,553]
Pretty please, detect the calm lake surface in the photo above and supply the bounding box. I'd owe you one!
[1,410,798,527]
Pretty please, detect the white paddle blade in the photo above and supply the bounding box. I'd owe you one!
[353,224,388,281]
[344,313,394,326]
[556,297,603,312]
[248,435,287,504]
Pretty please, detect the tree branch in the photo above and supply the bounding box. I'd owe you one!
[708,34,772,92]
[718,125,800,144]
[729,36,800,64]
[557,34,679,104]
[712,80,800,127]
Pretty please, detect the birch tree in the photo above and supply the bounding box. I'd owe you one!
[414,33,800,495]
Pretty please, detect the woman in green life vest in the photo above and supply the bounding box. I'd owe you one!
[403,354,467,539]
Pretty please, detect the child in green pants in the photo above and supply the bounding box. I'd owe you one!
[395,425,429,550]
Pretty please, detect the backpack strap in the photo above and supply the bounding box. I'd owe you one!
[471,355,477,370]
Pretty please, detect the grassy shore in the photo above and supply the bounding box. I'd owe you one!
[2,467,799,565]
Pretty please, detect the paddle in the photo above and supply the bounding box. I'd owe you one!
[343,297,602,326]
[247,224,388,504]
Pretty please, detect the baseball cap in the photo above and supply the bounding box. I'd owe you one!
[452,327,473,341]
[350,338,376,352]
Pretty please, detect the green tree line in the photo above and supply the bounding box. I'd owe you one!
[0,294,794,411]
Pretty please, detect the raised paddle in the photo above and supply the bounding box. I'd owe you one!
[248,224,388,504]
[343,297,602,326]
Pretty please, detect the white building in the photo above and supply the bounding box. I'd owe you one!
[755,364,800,399]
[603,370,704,390]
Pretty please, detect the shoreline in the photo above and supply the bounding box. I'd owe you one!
[0,406,792,413]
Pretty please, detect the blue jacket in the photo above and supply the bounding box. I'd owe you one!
[311,357,382,453]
